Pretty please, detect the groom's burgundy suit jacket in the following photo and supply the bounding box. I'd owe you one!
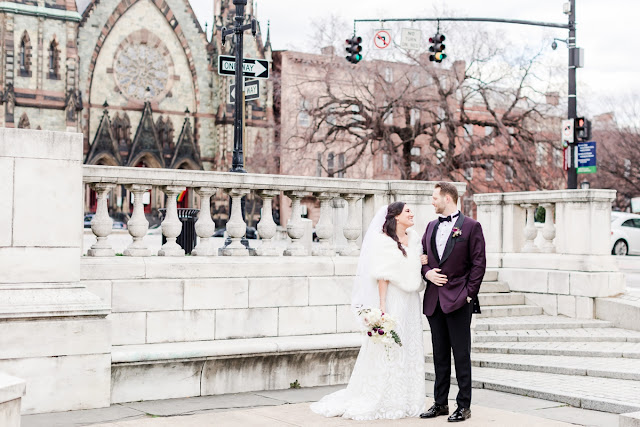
[421,213,486,316]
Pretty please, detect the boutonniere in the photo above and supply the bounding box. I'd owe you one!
[452,227,462,238]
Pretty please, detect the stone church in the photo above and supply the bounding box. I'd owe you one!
[0,0,275,176]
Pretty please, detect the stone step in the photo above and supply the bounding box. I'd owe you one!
[474,315,613,331]
[479,281,510,293]
[461,353,640,381]
[424,364,640,414]
[472,341,640,359]
[476,305,543,318]
[478,292,525,306]
[474,328,640,343]
[483,270,499,282]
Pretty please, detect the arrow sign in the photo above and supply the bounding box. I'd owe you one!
[229,79,260,104]
[218,55,269,79]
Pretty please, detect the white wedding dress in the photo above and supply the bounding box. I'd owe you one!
[311,224,426,420]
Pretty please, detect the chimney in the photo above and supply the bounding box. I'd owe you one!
[321,46,335,56]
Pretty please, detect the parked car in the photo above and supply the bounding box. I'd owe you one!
[212,226,257,239]
[611,212,640,255]
[83,213,128,230]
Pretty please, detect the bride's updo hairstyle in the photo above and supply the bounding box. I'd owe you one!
[383,202,407,257]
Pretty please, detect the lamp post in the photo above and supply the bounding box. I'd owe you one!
[566,0,578,189]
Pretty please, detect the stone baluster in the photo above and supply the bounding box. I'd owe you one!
[339,193,363,256]
[220,188,250,256]
[124,184,151,256]
[540,203,556,253]
[192,187,218,256]
[256,190,282,256]
[158,186,186,257]
[521,203,539,253]
[284,191,308,256]
[312,192,336,256]
[87,183,115,257]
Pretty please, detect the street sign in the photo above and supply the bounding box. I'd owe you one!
[401,28,422,50]
[577,141,596,174]
[229,79,259,104]
[374,30,391,49]
[561,119,574,143]
[218,55,269,79]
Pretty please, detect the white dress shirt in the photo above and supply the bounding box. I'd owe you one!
[435,210,460,259]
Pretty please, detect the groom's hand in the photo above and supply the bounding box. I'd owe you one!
[426,268,447,286]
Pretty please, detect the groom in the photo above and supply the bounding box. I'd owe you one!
[420,182,486,422]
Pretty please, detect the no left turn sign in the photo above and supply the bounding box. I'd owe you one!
[374,30,391,49]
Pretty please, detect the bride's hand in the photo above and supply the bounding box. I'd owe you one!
[420,254,428,265]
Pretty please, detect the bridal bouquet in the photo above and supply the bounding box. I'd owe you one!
[357,308,402,347]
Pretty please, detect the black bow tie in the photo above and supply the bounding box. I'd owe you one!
[438,212,460,223]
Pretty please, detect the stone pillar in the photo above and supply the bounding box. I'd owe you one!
[192,187,217,256]
[0,372,25,427]
[256,190,281,256]
[158,185,186,257]
[339,193,363,256]
[312,192,335,256]
[284,191,308,256]
[540,203,556,253]
[87,183,115,257]
[0,129,110,414]
[220,188,250,256]
[124,184,152,257]
[521,203,538,253]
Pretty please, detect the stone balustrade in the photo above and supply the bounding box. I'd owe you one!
[474,189,624,318]
[83,165,465,257]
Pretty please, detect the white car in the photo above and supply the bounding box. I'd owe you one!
[611,212,640,255]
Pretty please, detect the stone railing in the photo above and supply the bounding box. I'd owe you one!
[475,189,616,257]
[83,165,465,257]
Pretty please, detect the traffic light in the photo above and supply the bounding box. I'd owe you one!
[345,36,363,64]
[574,117,592,141]
[428,33,446,62]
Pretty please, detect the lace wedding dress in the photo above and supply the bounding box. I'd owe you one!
[310,223,426,420]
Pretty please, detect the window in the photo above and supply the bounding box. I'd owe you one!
[327,152,335,176]
[383,102,393,125]
[48,40,60,79]
[437,107,446,120]
[463,198,473,216]
[316,152,322,177]
[485,160,494,181]
[410,147,421,157]
[484,126,493,136]
[464,167,473,181]
[383,67,393,82]
[337,153,345,178]
[350,104,363,122]
[622,219,635,228]
[624,159,631,178]
[463,124,474,137]
[327,106,336,125]
[383,153,391,171]
[553,148,563,167]
[436,149,446,165]
[411,72,420,87]
[410,108,420,126]
[411,161,420,173]
[536,143,547,166]
[505,164,514,182]
[298,98,310,127]
[19,32,31,76]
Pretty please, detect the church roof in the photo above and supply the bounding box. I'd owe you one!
[0,0,79,18]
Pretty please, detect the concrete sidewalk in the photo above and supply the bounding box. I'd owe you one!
[23,381,619,427]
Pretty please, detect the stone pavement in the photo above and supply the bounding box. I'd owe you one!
[23,381,619,427]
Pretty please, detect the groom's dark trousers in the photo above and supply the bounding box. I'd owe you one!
[421,213,486,409]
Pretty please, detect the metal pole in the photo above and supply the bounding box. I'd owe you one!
[232,0,247,173]
[567,0,577,189]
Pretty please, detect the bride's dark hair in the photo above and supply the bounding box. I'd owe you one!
[383,202,407,257]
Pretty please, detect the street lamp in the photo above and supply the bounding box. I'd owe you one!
[580,181,590,189]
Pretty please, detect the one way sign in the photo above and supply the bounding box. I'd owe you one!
[218,55,269,79]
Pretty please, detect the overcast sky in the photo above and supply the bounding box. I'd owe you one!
[191,1,639,117]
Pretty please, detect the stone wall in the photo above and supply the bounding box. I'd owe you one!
[0,372,25,427]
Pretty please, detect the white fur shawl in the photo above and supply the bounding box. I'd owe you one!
[369,229,425,293]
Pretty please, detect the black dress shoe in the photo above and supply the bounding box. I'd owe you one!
[447,407,471,422]
[420,403,449,418]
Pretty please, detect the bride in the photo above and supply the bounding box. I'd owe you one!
[311,202,426,420]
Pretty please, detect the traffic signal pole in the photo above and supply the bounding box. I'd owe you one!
[355,10,580,189]
[567,0,578,189]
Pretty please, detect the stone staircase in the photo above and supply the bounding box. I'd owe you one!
[425,271,640,414]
